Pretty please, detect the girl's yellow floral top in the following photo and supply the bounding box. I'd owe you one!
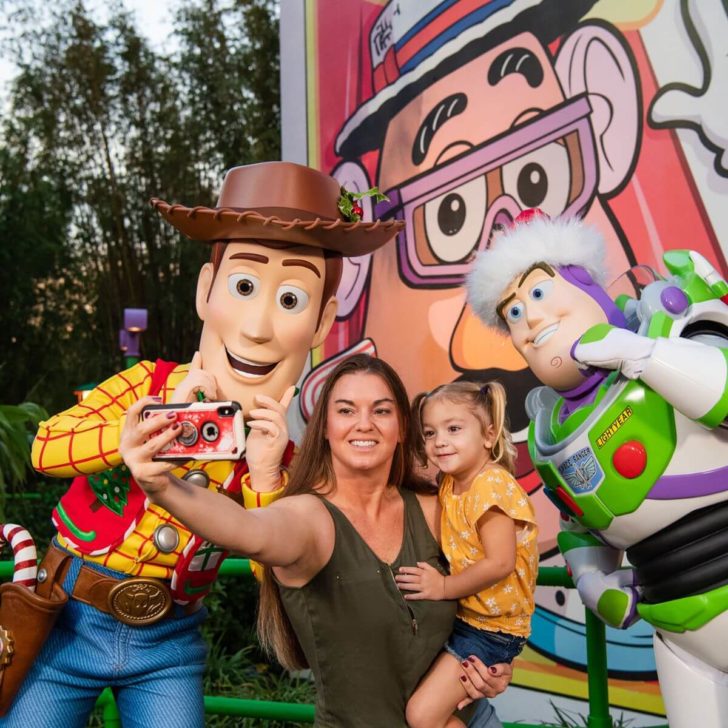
[439,466,538,637]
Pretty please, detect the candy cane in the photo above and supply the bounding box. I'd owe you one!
[0,523,37,591]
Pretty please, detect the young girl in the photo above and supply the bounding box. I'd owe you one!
[396,381,538,728]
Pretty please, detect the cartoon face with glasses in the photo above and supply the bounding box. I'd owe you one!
[344,27,642,490]
[376,96,597,288]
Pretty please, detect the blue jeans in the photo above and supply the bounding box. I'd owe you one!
[445,618,526,665]
[1,555,208,728]
[468,698,504,728]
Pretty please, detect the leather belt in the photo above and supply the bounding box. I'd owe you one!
[40,544,198,626]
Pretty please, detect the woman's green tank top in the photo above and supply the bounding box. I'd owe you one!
[279,487,457,727]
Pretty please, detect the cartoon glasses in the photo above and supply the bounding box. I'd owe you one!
[375,95,598,288]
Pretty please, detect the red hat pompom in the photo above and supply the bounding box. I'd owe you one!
[512,208,549,227]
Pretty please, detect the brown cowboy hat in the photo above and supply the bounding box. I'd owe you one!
[151,161,403,257]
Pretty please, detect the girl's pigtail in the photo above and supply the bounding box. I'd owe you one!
[484,381,517,475]
[410,392,430,467]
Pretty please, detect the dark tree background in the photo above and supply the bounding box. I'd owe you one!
[0,0,281,415]
[0,2,317,723]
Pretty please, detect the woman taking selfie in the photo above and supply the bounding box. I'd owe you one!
[120,354,512,727]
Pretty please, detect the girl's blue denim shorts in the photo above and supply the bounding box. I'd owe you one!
[444,617,526,665]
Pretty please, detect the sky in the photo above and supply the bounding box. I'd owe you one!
[0,0,177,99]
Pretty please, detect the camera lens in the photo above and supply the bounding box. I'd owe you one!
[201,421,220,442]
[177,421,198,447]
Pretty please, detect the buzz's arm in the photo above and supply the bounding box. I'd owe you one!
[574,324,728,428]
[574,249,728,427]
[558,523,641,629]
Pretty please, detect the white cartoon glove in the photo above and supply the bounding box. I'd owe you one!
[573,325,655,379]
[576,569,642,629]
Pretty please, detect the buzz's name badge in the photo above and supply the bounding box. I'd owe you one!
[558,447,603,494]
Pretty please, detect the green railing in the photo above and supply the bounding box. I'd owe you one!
[0,560,666,727]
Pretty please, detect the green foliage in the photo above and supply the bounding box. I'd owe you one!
[337,185,388,222]
[199,575,315,725]
[0,402,48,518]
[540,701,635,727]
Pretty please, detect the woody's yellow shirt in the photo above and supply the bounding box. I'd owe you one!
[439,467,538,637]
[31,361,256,577]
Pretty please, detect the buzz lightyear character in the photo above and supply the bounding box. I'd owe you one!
[466,209,728,728]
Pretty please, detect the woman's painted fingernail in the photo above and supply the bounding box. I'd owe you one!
[166,411,177,419]
[468,656,476,664]
[172,422,181,430]
[460,676,467,682]
[489,666,498,675]
[461,661,469,668]
[151,396,162,402]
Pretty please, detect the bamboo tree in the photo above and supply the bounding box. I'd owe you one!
[0,0,281,412]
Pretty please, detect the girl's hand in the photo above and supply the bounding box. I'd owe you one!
[118,396,179,496]
[457,658,512,709]
[171,351,219,403]
[245,386,296,492]
[395,561,447,600]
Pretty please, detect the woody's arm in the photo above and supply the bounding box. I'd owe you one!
[31,362,156,478]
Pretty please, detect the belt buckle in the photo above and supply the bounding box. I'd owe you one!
[107,577,173,626]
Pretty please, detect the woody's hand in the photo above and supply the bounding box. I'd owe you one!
[171,351,219,403]
[245,386,296,492]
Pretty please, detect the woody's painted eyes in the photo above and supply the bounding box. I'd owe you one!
[276,285,309,314]
[228,274,261,300]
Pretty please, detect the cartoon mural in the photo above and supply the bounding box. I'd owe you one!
[280,0,728,722]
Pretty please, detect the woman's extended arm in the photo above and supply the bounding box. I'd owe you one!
[118,395,331,572]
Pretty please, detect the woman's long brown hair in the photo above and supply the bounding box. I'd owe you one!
[257,354,434,669]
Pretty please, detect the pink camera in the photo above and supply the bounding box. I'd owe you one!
[141,401,246,461]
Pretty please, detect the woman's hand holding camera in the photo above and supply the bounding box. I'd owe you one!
[119,396,179,497]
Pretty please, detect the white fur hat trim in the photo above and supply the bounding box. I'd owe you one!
[466,216,607,332]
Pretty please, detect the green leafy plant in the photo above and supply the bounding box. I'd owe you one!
[540,700,636,727]
[337,186,388,222]
[0,402,48,519]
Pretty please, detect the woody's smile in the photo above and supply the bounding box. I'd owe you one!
[225,348,277,378]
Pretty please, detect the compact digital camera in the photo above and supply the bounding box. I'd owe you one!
[141,401,246,461]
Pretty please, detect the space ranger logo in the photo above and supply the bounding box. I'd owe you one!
[596,406,633,448]
[558,447,603,494]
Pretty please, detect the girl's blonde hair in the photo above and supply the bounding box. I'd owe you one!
[411,381,517,475]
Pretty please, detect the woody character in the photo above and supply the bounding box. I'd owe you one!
[6,162,401,727]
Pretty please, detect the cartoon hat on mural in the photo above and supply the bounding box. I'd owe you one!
[151,161,403,257]
[335,0,598,158]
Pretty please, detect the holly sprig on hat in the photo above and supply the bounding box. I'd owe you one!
[338,186,388,222]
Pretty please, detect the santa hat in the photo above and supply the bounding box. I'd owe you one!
[466,210,607,332]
